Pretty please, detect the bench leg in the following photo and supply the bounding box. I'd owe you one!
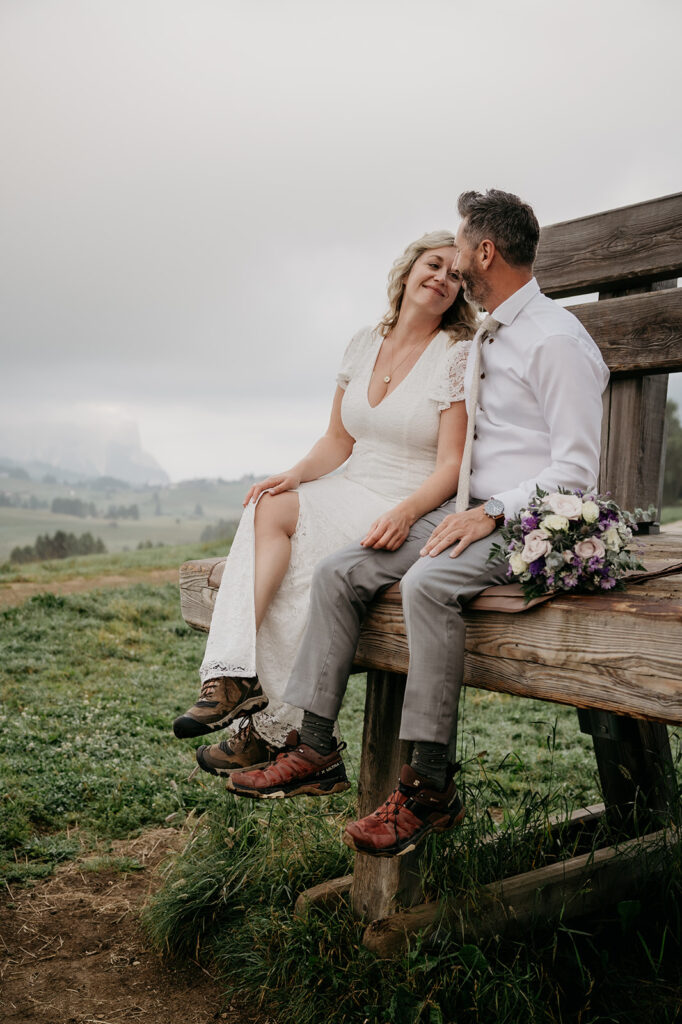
[351,670,422,921]
[577,710,676,834]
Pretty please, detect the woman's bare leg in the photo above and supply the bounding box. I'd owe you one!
[253,491,300,629]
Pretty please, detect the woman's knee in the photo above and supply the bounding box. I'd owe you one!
[254,491,299,537]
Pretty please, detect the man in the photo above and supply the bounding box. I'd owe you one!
[226,189,610,858]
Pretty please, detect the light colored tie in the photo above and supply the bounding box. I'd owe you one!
[454,314,500,513]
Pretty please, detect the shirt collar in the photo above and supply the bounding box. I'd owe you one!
[490,277,540,327]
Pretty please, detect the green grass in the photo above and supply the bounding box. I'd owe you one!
[661,505,682,525]
[3,567,682,1022]
[0,537,231,585]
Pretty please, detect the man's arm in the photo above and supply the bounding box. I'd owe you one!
[492,333,609,517]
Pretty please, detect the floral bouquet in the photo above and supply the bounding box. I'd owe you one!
[490,488,645,602]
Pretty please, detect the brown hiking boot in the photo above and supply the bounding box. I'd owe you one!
[226,731,350,799]
[195,719,280,776]
[172,676,268,738]
[342,764,464,858]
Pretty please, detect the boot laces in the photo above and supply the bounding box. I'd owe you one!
[374,784,410,839]
[198,678,220,701]
[217,717,252,755]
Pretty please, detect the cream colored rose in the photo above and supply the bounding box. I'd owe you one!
[509,552,529,575]
[574,537,606,560]
[581,500,600,523]
[603,527,622,551]
[540,514,570,532]
[521,529,552,562]
[563,549,576,564]
[547,493,583,519]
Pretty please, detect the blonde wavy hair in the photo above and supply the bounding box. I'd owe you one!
[378,230,479,342]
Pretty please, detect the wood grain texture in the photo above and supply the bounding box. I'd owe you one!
[598,374,668,513]
[179,535,682,723]
[567,288,682,376]
[351,670,422,921]
[535,193,682,298]
[362,828,674,956]
[294,875,353,918]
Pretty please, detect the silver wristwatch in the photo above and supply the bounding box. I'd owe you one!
[483,497,505,524]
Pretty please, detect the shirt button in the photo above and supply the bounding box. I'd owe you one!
[470,468,473,475]
[488,338,494,343]
[474,432,478,440]
[480,372,485,379]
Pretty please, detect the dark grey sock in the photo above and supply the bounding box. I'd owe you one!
[411,741,449,790]
[299,710,335,755]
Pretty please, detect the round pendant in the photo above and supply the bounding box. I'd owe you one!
[383,375,391,384]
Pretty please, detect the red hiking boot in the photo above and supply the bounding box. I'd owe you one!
[226,731,350,799]
[342,764,464,858]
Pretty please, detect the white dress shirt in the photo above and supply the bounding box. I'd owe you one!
[464,277,610,517]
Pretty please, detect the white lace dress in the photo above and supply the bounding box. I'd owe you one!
[200,326,471,744]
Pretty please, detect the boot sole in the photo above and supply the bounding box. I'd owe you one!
[227,778,351,799]
[342,806,466,858]
[173,694,269,739]
[196,755,274,778]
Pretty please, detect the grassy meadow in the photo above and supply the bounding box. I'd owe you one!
[2,544,682,1022]
[0,474,252,561]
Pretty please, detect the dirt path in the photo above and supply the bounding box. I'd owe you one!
[0,829,269,1024]
[0,568,179,611]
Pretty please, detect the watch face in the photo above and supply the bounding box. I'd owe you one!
[485,498,504,518]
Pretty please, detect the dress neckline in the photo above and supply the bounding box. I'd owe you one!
[365,330,442,410]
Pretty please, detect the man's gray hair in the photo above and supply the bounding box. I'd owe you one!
[457,189,540,268]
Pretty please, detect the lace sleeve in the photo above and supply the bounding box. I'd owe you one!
[429,339,472,411]
[336,326,374,389]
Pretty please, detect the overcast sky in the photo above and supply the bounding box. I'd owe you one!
[2,0,681,482]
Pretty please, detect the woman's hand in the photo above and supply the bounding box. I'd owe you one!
[243,472,302,506]
[361,505,413,550]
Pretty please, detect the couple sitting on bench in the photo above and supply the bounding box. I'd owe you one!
[173,188,609,859]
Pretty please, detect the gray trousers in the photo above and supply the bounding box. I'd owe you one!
[282,498,509,746]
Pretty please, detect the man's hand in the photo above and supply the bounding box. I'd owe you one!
[420,505,496,558]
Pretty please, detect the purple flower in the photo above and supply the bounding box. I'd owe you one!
[529,557,546,577]
[600,577,616,589]
[521,513,539,531]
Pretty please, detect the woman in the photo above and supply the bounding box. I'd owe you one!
[173,230,478,774]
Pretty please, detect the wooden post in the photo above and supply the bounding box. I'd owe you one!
[351,670,422,920]
[583,279,677,833]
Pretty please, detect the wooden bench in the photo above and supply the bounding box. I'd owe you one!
[180,193,682,952]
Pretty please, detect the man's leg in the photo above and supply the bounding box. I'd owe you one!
[342,532,508,856]
[226,504,455,799]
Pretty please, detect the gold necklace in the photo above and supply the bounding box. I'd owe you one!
[382,330,435,384]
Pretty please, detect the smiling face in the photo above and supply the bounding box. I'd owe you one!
[452,221,489,308]
[401,246,461,319]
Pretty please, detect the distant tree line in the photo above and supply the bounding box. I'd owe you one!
[10,531,107,564]
[0,492,48,510]
[200,519,238,543]
[51,497,98,517]
[106,504,140,520]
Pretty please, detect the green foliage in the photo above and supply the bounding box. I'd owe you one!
[10,529,107,563]
[51,496,97,517]
[200,518,239,543]
[664,400,682,506]
[0,582,224,883]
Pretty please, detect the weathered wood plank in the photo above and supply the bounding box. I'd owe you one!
[362,828,676,957]
[567,288,682,376]
[351,670,421,921]
[535,192,682,298]
[179,536,682,723]
[599,375,668,518]
[293,874,353,918]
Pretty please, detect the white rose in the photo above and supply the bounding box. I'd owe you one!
[521,529,552,562]
[582,501,600,523]
[574,537,606,560]
[603,527,622,551]
[547,493,583,519]
[509,552,529,576]
[563,549,576,564]
[541,514,570,533]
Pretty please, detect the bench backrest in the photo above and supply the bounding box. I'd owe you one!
[534,192,682,515]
